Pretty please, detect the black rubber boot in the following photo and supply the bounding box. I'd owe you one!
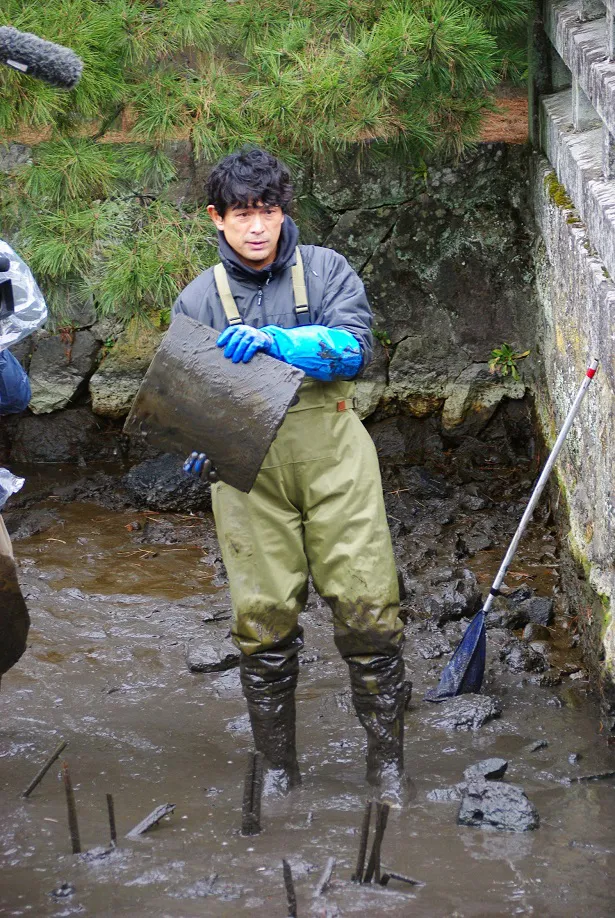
[347,647,407,806]
[240,630,303,796]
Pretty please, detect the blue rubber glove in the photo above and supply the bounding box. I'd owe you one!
[259,325,363,381]
[183,451,219,482]
[217,324,273,364]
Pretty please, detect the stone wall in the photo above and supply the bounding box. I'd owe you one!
[531,0,615,715]
[1,141,537,464]
[533,156,615,710]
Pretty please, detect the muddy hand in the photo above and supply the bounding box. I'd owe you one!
[183,451,219,483]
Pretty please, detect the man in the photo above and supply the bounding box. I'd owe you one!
[173,148,406,803]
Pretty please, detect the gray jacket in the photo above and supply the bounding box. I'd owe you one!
[172,217,373,368]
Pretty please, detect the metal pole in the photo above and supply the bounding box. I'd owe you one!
[483,360,598,614]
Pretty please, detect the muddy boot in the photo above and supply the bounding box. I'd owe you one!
[240,631,303,796]
[348,648,407,807]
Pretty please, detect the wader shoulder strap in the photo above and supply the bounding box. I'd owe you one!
[213,248,309,327]
[213,263,242,326]
[292,247,310,326]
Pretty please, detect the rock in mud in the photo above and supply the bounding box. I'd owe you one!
[523,623,551,642]
[529,640,551,660]
[525,596,554,627]
[424,567,482,625]
[399,465,451,498]
[50,883,75,899]
[4,508,60,541]
[123,454,211,512]
[455,524,495,557]
[525,739,549,753]
[504,590,554,628]
[186,638,239,673]
[457,781,539,832]
[500,638,548,674]
[463,758,508,781]
[427,783,467,802]
[416,633,452,659]
[426,694,502,731]
[528,670,562,687]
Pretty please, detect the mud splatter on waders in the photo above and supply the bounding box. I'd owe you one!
[205,244,407,802]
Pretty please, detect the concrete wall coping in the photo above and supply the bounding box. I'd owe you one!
[546,0,615,136]
[540,89,615,284]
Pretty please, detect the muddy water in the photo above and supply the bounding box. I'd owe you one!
[1,478,614,916]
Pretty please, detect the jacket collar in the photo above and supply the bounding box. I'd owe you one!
[218,216,299,283]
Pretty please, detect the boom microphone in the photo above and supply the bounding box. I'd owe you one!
[0,26,83,90]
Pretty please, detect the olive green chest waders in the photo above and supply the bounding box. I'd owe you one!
[211,251,407,801]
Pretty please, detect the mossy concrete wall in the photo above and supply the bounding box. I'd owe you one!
[532,153,615,717]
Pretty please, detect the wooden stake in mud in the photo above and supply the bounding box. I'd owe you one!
[282,859,298,917]
[314,857,336,897]
[61,762,81,854]
[363,802,390,885]
[21,740,68,798]
[126,803,175,839]
[352,800,372,883]
[106,793,117,846]
[380,870,423,888]
[241,751,264,836]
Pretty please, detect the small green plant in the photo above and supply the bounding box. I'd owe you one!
[489,343,529,381]
[374,328,392,347]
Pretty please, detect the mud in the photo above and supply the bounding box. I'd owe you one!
[1,411,614,916]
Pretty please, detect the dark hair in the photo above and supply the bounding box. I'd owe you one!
[207,147,293,216]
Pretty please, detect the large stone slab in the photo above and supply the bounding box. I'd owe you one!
[90,320,164,420]
[124,315,304,492]
[29,330,100,414]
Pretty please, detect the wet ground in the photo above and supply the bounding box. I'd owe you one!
[1,416,614,917]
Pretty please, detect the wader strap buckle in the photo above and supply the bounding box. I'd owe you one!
[336,397,358,412]
[214,263,242,326]
[292,248,310,326]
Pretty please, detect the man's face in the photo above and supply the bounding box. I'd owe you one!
[207,201,285,270]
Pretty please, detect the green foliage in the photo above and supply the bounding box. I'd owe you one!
[489,343,530,381]
[374,328,392,347]
[0,0,531,322]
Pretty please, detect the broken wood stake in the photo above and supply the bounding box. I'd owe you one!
[21,740,67,798]
[106,793,117,846]
[126,803,175,838]
[62,762,81,854]
[363,802,390,885]
[380,870,423,888]
[241,751,264,836]
[282,858,297,917]
[314,857,336,897]
[352,800,372,883]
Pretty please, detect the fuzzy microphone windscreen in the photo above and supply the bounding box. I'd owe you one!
[0,26,83,90]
